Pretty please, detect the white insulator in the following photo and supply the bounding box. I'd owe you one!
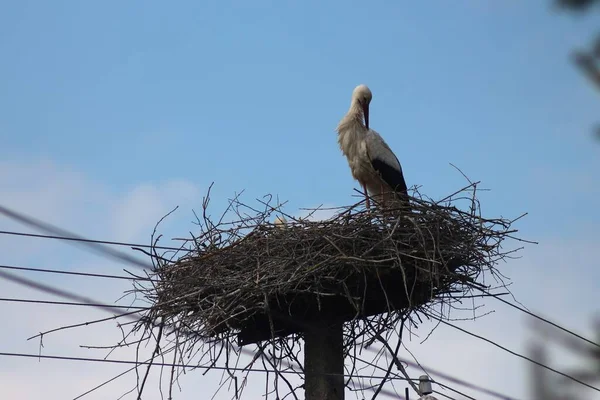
[419,375,433,395]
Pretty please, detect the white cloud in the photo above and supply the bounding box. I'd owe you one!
[0,160,598,400]
[0,160,109,225]
[110,180,201,243]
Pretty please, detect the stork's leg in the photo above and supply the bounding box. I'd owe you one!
[362,183,371,210]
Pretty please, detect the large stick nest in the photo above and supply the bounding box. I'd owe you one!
[141,183,519,347]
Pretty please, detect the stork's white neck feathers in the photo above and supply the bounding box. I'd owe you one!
[337,84,371,135]
[336,100,365,134]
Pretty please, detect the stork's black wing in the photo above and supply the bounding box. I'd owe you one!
[366,129,409,201]
[371,157,408,196]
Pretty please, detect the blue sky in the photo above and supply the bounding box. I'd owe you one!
[2,0,598,231]
[0,1,599,399]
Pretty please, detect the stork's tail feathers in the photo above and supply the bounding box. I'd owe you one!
[393,187,411,211]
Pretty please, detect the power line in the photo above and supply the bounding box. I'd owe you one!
[0,265,216,343]
[0,351,415,382]
[432,389,463,400]
[0,204,154,272]
[0,297,147,310]
[75,361,423,400]
[3,205,598,360]
[72,335,421,400]
[364,347,519,400]
[0,265,515,400]
[1,251,595,395]
[426,312,600,394]
[0,272,424,390]
[0,350,299,375]
[473,286,600,350]
[28,309,143,342]
[0,254,577,400]
[0,202,586,399]
[0,244,426,396]
[3,203,598,358]
[0,268,208,343]
[0,264,149,281]
[408,358,518,400]
[0,229,184,251]
[5,248,596,380]
[0,269,143,317]
[0,263,480,400]
[73,364,135,400]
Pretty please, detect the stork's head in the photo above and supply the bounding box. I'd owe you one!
[352,84,372,130]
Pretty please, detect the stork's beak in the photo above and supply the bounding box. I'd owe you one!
[362,102,369,130]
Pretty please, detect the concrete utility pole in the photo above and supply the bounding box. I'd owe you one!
[304,321,345,400]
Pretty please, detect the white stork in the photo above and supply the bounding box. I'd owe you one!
[336,84,408,210]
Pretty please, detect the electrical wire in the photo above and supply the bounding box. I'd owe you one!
[0,297,147,310]
[0,266,541,400]
[0,269,521,400]
[0,351,415,382]
[425,312,600,394]
[0,267,424,400]
[472,286,600,349]
[364,347,519,400]
[0,202,591,400]
[1,207,598,354]
[7,251,591,398]
[0,263,148,281]
[2,205,598,352]
[0,269,145,317]
[0,229,183,251]
[0,259,591,398]
[0,265,486,400]
[0,204,155,271]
